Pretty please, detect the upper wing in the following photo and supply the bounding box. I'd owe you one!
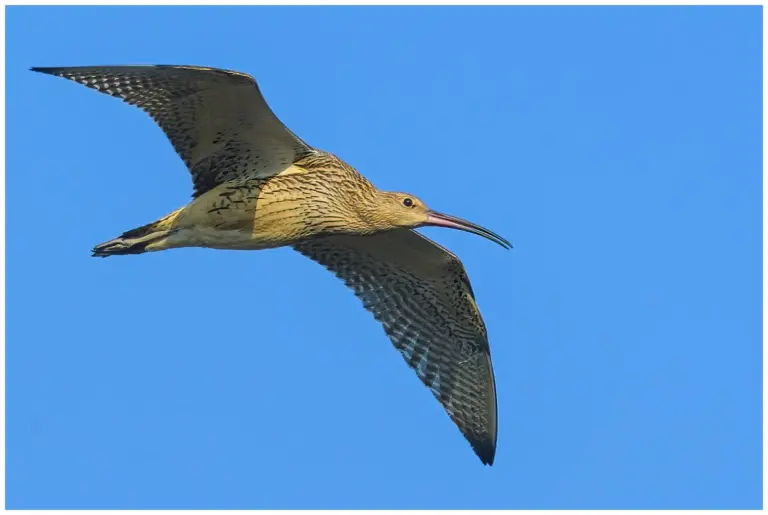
[31,65,312,197]
[294,229,498,465]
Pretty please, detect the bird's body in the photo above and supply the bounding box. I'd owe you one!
[33,64,510,465]
[98,155,377,254]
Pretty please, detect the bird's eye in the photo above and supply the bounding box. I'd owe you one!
[403,198,414,207]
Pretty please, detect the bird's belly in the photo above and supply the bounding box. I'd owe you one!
[179,225,295,251]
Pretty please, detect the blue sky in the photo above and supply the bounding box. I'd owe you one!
[6,6,762,509]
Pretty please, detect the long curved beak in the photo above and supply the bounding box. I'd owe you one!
[424,211,512,249]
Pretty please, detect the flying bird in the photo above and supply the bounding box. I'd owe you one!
[32,65,510,465]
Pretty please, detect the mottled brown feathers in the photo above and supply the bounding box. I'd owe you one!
[184,160,381,245]
[31,65,312,197]
[294,229,498,465]
[34,64,501,466]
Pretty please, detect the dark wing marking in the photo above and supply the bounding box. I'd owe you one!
[31,65,312,196]
[294,229,498,465]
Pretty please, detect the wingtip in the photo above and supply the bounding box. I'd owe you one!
[472,440,496,466]
[30,66,56,75]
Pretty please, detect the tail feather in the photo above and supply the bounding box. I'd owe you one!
[92,209,183,257]
[92,239,148,257]
[92,226,169,257]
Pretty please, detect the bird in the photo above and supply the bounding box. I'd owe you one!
[31,64,511,465]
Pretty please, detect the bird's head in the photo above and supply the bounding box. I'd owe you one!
[369,191,512,249]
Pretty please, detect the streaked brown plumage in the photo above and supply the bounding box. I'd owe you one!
[32,64,511,465]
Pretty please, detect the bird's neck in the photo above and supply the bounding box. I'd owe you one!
[354,190,403,233]
[292,152,384,236]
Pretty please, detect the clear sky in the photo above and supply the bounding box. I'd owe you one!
[6,5,762,510]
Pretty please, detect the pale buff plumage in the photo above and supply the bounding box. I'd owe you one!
[32,65,510,465]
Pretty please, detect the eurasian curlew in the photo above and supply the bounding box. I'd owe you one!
[32,65,511,465]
